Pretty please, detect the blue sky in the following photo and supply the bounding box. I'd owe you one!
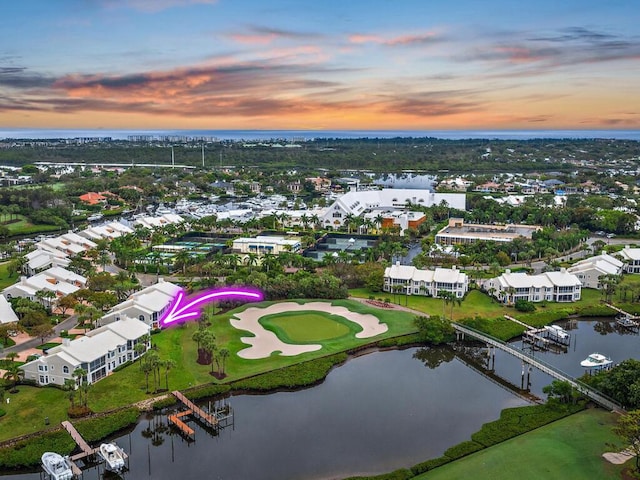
[1,0,638,129]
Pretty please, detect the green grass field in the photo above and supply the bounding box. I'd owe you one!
[3,214,62,236]
[260,312,352,342]
[417,409,624,480]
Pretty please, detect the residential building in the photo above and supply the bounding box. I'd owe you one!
[617,246,640,274]
[0,295,19,325]
[435,218,541,246]
[24,249,70,276]
[481,269,582,304]
[567,253,624,289]
[322,189,465,229]
[21,317,150,386]
[2,267,87,304]
[384,264,468,298]
[232,235,301,255]
[100,279,182,329]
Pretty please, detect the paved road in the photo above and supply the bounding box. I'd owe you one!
[2,314,78,356]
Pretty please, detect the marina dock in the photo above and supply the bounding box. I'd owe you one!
[504,315,571,349]
[168,390,234,440]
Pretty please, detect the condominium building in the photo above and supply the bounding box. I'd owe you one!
[617,246,640,274]
[567,253,623,289]
[481,269,581,304]
[21,317,150,386]
[383,264,468,298]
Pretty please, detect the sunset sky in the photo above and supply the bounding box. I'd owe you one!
[1,0,639,130]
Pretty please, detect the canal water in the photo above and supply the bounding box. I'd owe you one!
[2,318,638,480]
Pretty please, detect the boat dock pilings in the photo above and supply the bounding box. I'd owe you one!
[452,322,624,413]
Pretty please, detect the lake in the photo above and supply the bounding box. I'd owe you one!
[2,317,637,480]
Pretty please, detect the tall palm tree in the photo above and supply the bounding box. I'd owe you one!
[3,364,24,393]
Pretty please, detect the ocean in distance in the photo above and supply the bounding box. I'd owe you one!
[1,129,639,141]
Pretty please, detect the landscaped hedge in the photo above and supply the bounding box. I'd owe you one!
[231,353,348,391]
[185,384,231,401]
[0,430,76,469]
[576,305,616,317]
[344,468,414,480]
[75,407,140,443]
[410,456,450,475]
[471,403,583,448]
[376,333,423,348]
[443,440,484,459]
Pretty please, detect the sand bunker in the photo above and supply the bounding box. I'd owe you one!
[231,301,388,360]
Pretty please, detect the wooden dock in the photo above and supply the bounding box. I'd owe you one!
[172,391,218,427]
[505,315,570,349]
[168,409,195,439]
[62,421,93,457]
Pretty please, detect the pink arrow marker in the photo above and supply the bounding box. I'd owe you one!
[159,287,264,327]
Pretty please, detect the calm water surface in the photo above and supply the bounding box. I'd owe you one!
[3,318,637,480]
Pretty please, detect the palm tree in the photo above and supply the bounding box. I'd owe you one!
[218,348,230,376]
[134,342,147,367]
[162,359,176,391]
[3,364,24,393]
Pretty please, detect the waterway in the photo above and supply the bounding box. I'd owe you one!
[2,317,638,480]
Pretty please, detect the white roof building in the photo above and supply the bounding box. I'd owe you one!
[567,253,624,289]
[133,214,185,230]
[101,279,182,329]
[232,236,301,255]
[322,189,465,229]
[20,316,150,386]
[617,246,640,274]
[384,264,468,298]
[482,269,581,304]
[24,249,70,276]
[0,295,19,325]
[2,267,87,303]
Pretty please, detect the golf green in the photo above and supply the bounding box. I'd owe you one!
[260,312,352,342]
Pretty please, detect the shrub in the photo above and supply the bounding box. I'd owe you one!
[185,384,231,401]
[410,456,450,475]
[74,407,140,443]
[232,354,347,391]
[112,360,133,372]
[344,468,413,480]
[514,299,536,312]
[0,431,76,468]
[443,440,484,459]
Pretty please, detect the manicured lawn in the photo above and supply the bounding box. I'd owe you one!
[260,312,352,342]
[417,409,624,480]
[0,262,18,289]
[2,214,63,236]
[86,298,417,413]
[0,386,69,442]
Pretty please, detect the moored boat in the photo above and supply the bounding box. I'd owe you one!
[98,442,126,473]
[580,352,613,370]
[544,324,570,340]
[41,452,73,480]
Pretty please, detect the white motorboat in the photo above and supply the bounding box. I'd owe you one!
[544,324,570,340]
[580,353,613,370]
[98,442,126,473]
[41,452,73,480]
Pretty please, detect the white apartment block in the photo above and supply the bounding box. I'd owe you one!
[384,264,468,298]
[100,279,181,329]
[482,269,581,304]
[617,246,640,274]
[567,253,624,289]
[21,317,150,386]
[232,236,301,255]
[2,267,87,304]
